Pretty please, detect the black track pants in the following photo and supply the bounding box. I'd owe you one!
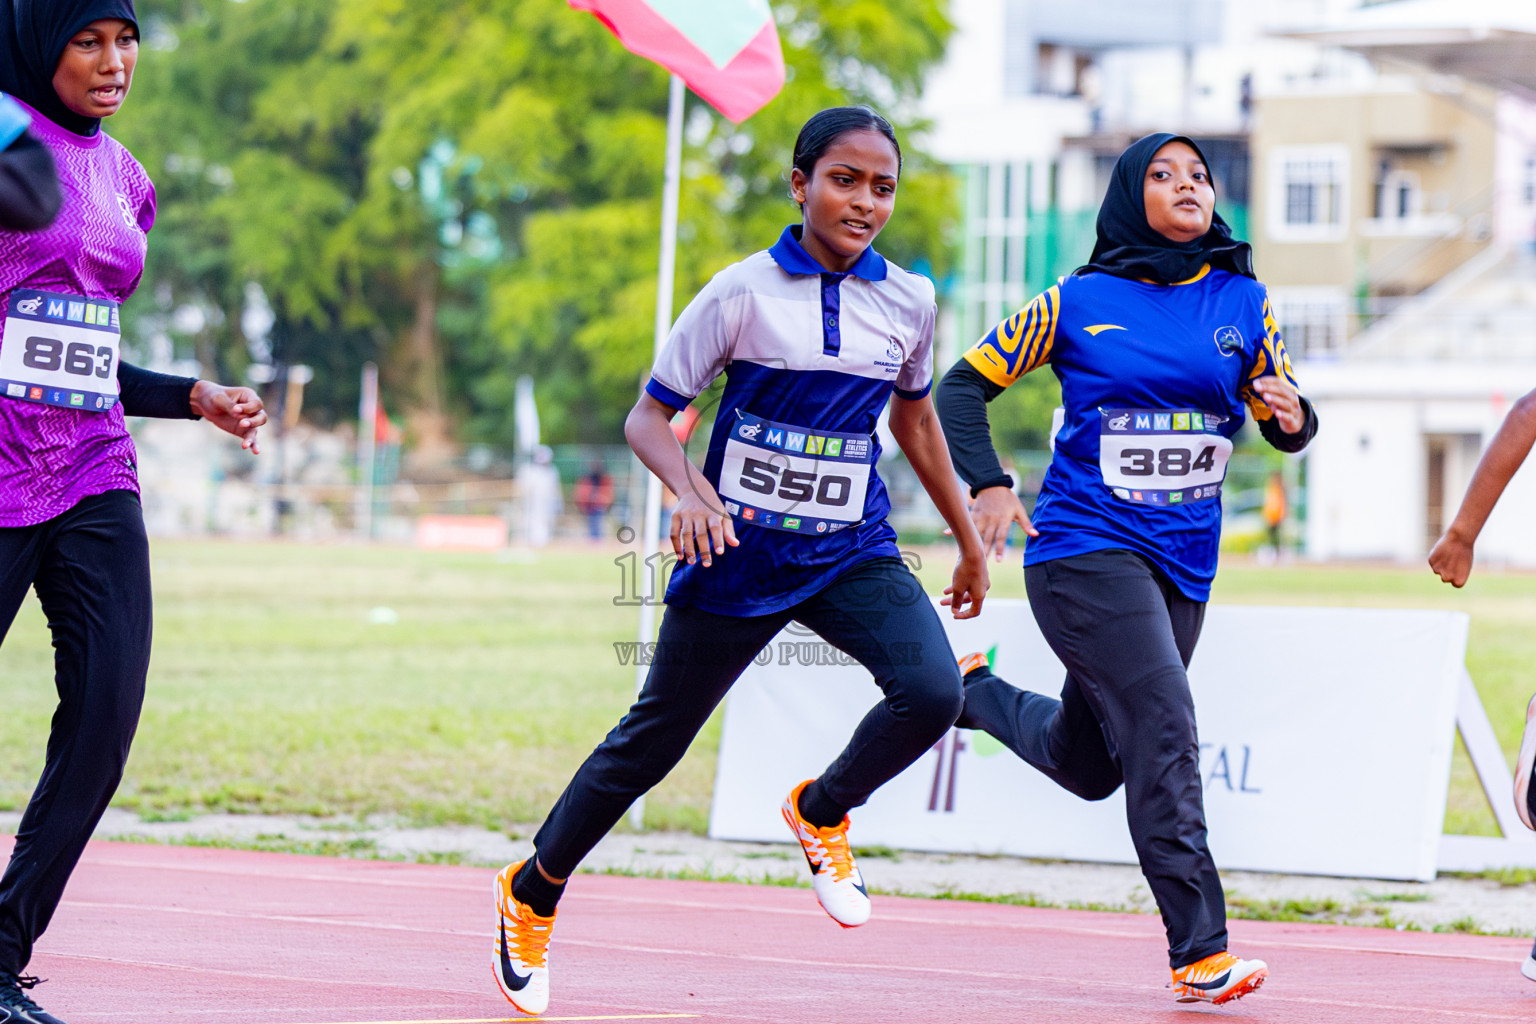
[956,547,1226,968]
[0,490,152,973]
[533,556,963,878]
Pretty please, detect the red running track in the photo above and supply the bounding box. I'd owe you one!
[8,836,1533,1023]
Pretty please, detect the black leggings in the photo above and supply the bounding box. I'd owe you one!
[956,548,1225,968]
[533,556,964,878]
[0,490,151,973]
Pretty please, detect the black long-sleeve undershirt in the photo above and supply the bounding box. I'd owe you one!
[0,132,62,232]
[935,358,1319,494]
[934,360,1012,497]
[118,361,200,420]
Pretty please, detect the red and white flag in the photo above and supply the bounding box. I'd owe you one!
[570,0,785,122]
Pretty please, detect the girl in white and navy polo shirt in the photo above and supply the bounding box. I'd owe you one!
[491,106,989,1015]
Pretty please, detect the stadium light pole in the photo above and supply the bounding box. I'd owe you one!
[628,72,685,831]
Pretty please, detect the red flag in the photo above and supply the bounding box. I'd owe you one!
[570,0,785,123]
[670,403,701,443]
[375,398,401,445]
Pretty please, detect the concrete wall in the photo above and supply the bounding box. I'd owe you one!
[1300,362,1536,565]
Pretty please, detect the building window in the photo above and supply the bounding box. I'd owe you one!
[1374,167,1420,221]
[1268,287,1347,359]
[955,161,1032,366]
[1268,145,1348,242]
[1524,156,1536,206]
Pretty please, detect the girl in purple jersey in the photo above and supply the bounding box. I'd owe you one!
[0,3,267,1021]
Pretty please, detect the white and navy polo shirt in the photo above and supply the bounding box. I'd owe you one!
[646,225,937,616]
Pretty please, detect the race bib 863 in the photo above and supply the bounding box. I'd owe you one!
[1098,407,1231,507]
[0,289,121,412]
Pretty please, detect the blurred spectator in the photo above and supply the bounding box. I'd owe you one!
[573,461,615,542]
[521,445,561,547]
[1262,471,1287,554]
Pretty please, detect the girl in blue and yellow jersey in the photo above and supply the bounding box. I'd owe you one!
[935,133,1317,1006]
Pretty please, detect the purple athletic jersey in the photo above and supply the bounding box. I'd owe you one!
[0,99,153,526]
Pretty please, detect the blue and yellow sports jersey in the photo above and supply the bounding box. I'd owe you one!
[962,266,1301,601]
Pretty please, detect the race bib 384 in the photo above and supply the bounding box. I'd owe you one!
[1098,407,1231,507]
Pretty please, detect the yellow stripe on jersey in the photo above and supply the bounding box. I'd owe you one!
[1241,295,1302,421]
[962,285,1060,388]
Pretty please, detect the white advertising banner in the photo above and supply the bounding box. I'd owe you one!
[710,600,1468,882]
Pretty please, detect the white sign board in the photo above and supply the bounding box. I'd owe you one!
[710,600,1467,882]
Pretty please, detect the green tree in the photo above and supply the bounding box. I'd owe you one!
[116,0,958,450]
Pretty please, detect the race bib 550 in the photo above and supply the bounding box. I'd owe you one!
[717,410,874,535]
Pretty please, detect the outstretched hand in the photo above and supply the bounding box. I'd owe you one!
[968,485,1037,562]
[941,548,990,619]
[1252,376,1305,434]
[670,478,739,568]
[190,381,267,454]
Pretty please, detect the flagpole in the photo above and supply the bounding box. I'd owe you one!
[357,362,378,541]
[628,73,685,832]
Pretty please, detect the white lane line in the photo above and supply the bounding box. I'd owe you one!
[42,923,1530,1022]
[43,950,491,996]
[53,903,1160,992]
[274,1016,699,1024]
[63,892,1526,966]
[77,856,484,893]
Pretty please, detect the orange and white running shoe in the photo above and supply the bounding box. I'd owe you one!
[1171,951,1268,1004]
[493,861,555,1015]
[782,779,870,927]
[958,651,990,678]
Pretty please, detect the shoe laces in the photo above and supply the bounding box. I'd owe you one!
[805,821,857,883]
[505,898,554,969]
[0,973,45,1013]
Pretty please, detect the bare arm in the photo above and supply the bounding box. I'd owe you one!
[624,393,737,567]
[888,394,990,618]
[1429,389,1536,587]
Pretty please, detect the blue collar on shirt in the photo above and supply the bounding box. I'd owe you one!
[769,225,887,281]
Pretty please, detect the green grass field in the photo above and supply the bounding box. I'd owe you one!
[0,540,1527,839]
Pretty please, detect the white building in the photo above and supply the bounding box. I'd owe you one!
[915,0,1536,565]
[1270,1,1536,564]
[918,0,1379,361]
[918,0,1229,363]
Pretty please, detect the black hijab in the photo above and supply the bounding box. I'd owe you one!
[1075,132,1254,284]
[0,0,138,137]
